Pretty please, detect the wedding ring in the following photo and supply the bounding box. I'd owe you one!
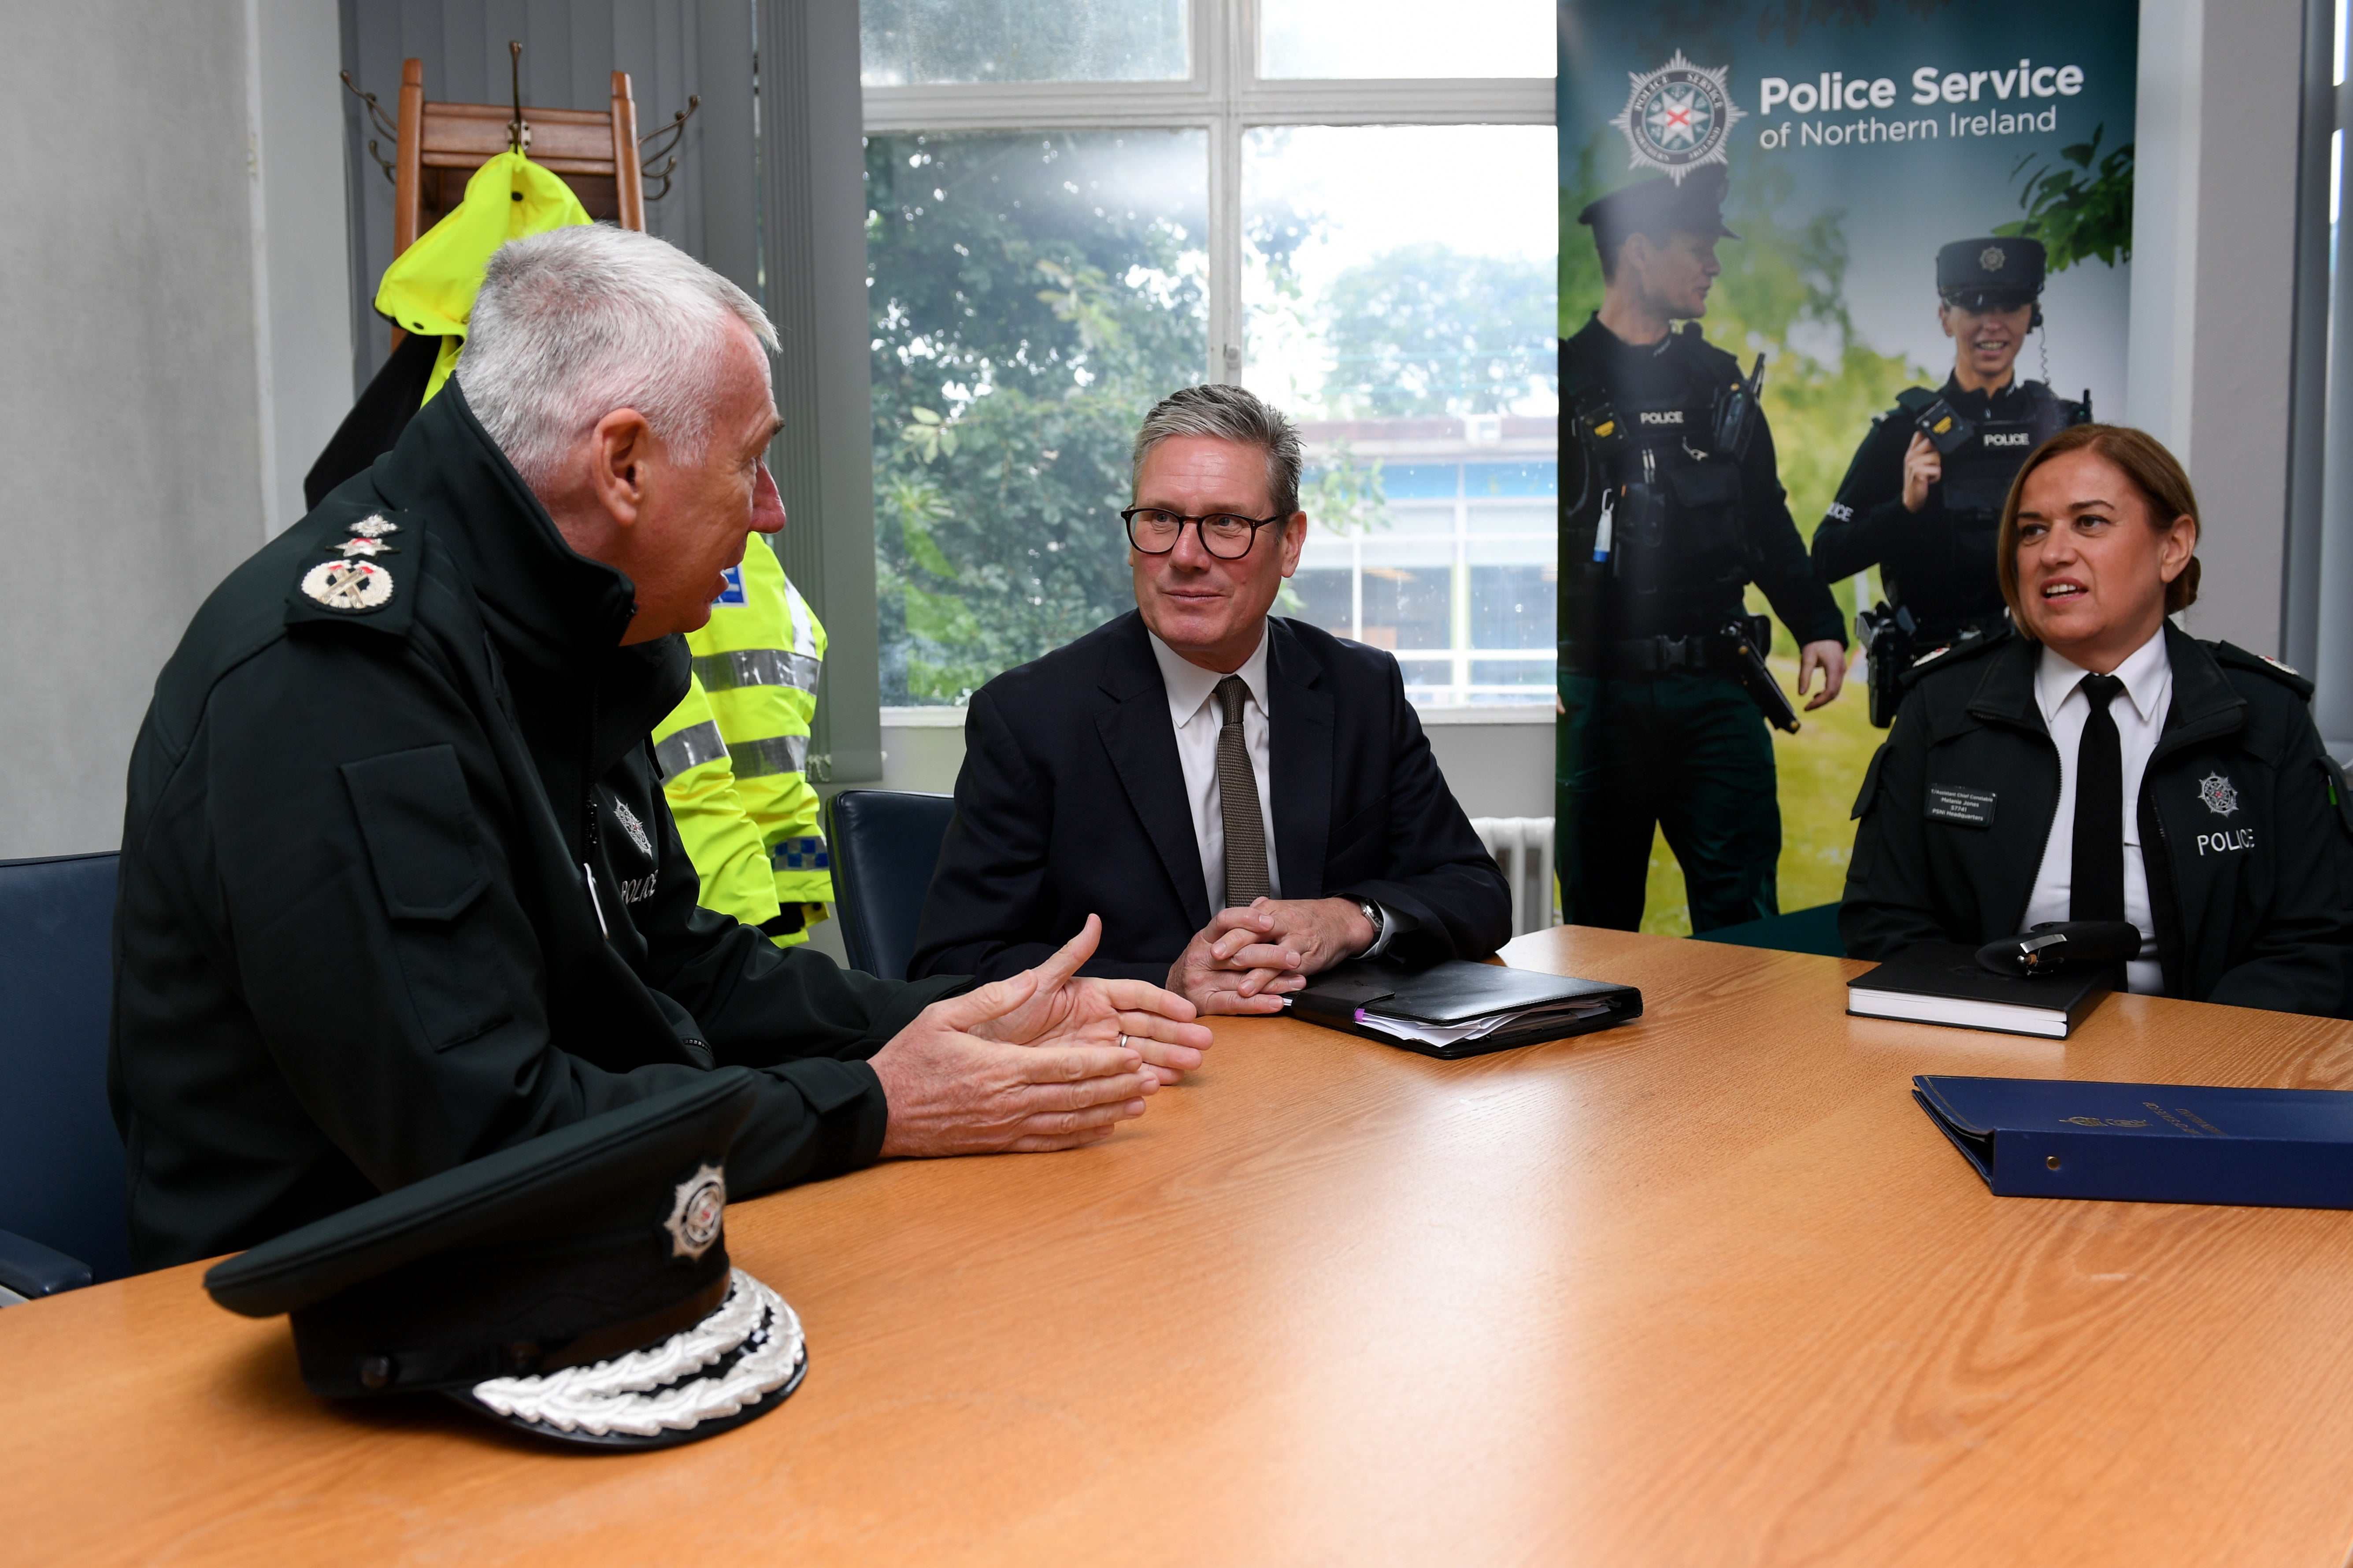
[1118,1033,1129,1050]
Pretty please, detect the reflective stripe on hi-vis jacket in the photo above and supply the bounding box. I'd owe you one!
[660,539,833,941]
[693,647,822,695]
[648,674,782,932]
[729,733,810,779]
[654,719,728,780]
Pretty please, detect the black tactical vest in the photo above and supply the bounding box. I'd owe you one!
[1565,337,1749,599]
[1923,381,2086,517]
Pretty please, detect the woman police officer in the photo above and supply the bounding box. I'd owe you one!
[1840,424,2353,1016]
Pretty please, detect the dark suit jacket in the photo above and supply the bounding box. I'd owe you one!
[910,611,1514,983]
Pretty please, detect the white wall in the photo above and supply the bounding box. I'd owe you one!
[2127,0,2308,655]
[0,1,347,859]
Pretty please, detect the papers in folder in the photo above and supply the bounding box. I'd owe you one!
[1358,1001,1616,1049]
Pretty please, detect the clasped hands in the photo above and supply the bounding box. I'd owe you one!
[1167,895,1374,1017]
[869,914,1214,1157]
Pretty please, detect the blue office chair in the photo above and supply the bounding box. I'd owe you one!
[826,790,956,981]
[0,851,130,1299]
[1690,901,1846,958]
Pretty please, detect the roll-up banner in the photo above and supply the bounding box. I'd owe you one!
[1556,1,2137,934]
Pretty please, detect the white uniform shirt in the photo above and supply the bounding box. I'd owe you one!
[2020,627,2172,994]
[1148,627,1280,911]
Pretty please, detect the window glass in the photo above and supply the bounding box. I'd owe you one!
[1246,124,1557,705]
[867,131,1208,704]
[1259,0,1553,79]
[860,0,1189,85]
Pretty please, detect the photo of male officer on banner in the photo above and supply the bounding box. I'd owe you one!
[1556,168,1849,934]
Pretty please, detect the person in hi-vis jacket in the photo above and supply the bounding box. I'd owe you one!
[654,534,835,947]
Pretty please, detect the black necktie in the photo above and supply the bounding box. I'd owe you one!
[1214,676,1271,908]
[2070,673,2126,922]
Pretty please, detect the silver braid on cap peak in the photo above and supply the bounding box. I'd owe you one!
[468,1269,803,1437]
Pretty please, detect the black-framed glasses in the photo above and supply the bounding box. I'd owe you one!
[1121,506,1286,560]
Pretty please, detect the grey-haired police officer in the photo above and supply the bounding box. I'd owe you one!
[1558,169,1849,932]
[1813,236,2090,725]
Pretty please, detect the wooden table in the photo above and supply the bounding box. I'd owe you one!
[12,928,2353,1566]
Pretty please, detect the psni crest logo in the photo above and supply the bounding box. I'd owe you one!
[1611,51,1745,183]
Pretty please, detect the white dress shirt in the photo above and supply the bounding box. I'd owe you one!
[2021,627,2172,993]
[1148,627,1280,911]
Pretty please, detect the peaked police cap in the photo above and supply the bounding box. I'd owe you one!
[204,1069,809,1450]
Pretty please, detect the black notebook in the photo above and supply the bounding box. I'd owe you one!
[1287,959,1643,1059]
[1847,942,2118,1039]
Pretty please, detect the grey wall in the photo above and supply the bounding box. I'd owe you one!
[2128,0,2308,657]
[258,0,359,533]
[0,0,343,859]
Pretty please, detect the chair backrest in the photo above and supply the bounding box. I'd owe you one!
[0,853,130,1283]
[826,791,956,981]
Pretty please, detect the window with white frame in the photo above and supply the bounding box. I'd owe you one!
[861,0,1556,708]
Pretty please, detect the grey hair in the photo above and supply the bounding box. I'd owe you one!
[458,224,777,492]
[1132,384,1304,517]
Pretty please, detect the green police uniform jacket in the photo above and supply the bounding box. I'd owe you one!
[1840,626,2353,1015]
[110,383,963,1269]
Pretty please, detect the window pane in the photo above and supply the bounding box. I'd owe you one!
[1285,567,1354,638]
[861,0,1188,84]
[1361,563,1451,651]
[1246,126,1556,422]
[1470,565,1554,649]
[1260,0,1552,78]
[1248,125,1555,706]
[1399,660,1456,696]
[868,132,1208,704]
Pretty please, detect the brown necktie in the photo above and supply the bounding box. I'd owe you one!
[1215,675,1270,908]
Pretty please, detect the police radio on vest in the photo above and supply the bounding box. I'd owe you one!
[1757,62,2083,117]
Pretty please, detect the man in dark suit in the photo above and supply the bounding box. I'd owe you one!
[911,384,1512,1036]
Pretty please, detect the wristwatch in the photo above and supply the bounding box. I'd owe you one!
[1355,899,1389,959]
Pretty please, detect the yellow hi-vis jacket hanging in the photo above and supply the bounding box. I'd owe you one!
[652,539,833,946]
[374,149,591,405]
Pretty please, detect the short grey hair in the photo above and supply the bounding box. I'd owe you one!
[459,224,778,491]
[1132,384,1303,517]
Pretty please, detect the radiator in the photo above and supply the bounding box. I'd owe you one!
[1469,816,1558,937]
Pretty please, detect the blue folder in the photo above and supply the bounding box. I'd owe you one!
[1914,1075,2353,1208]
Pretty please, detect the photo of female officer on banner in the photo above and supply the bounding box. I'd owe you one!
[1812,237,2092,725]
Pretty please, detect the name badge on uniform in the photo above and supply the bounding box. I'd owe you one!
[1926,784,1997,827]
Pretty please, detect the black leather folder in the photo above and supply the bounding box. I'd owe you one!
[1286,959,1642,1059]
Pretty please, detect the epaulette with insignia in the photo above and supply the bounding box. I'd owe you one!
[285,510,422,636]
[1898,621,2012,688]
[2212,641,2315,699]
[1893,386,1938,416]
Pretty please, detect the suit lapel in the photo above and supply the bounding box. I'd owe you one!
[1095,614,1213,930]
[1267,619,1334,899]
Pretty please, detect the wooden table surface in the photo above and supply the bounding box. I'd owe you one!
[12,928,2353,1567]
